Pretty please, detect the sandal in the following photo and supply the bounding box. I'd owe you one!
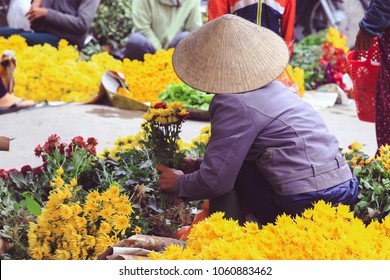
[0,99,36,115]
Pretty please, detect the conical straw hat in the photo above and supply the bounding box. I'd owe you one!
[172,14,290,94]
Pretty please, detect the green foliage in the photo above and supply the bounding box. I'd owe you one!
[91,0,133,48]
[290,30,327,90]
[159,83,214,111]
[344,150,390,224]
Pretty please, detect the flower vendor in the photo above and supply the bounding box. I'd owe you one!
[0,0,100,50]
[157,15,358,226]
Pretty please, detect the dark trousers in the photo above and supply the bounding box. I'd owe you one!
[234,162,359,225]
[0,27,61,47]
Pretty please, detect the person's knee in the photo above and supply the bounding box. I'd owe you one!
[168,31,190,48]
[124,33,155,60]
[0,28,24,38]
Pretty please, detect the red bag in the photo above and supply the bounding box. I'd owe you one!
[346,38,381,123]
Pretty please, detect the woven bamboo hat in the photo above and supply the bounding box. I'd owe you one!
[172,14,289,94]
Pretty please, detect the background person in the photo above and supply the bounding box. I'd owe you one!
[122,0,203,61]
[0,0,100,49]
[207,0,296,57]
[354,0,390,150]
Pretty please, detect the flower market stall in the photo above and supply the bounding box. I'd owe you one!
[1,27,390,261]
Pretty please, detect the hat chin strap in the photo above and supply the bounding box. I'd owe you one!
[257,0,263,25]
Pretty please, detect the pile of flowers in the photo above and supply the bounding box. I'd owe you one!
[0,36,123,102]
[28,179,133,260]
[150,201,390,260]
[0,36,180,103]
[291,27,350,93]
[119,49,181,103]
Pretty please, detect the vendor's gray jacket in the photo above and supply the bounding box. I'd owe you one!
[30,0,100,49]
[175,81,352,200]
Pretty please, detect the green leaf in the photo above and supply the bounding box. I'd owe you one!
[383,203,390,213]
[356,200,368,210]
[25,195,42,216]
[9,172,28,188]
[353,166,362,176]
[372,183,382,195]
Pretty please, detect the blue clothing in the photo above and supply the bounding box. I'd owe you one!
[0,28,61,48]
[0,0,100,49]
[359,0,390,36]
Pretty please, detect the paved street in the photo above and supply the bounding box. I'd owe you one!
[0,98,377,171]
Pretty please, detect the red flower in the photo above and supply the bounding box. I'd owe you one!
[87,137,98,147]
[153,102,167,109]
[34,145,43,157]
[21,165,32,175]
[0,169,9,180]
[33,166,43,177]
[71,136,86,148]
[47,134,61,144]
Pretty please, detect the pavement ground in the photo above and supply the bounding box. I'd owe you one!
[0,98,377,171]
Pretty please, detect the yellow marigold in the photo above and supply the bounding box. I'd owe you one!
[150,201,390,260]
[326,27,349,54]
[132,226,142,234]
[112,215,130,233]
[348,141,364,152]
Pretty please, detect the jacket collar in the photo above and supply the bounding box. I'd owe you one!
[159,0,184,7]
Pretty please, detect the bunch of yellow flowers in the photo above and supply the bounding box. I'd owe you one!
[142,102,189,125]
[376,144,390,172]
[150,200,390,260]
[28,177,133,260]
[178,124,211,156]
[326,26,349,54]
[285,64,305,96]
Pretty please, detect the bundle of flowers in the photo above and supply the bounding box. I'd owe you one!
[149,201,390,260]
[291,27,350,92]
[141,102,189,167]
[28,178,133,260]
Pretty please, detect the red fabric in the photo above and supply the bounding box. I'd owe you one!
[207,0,295,57]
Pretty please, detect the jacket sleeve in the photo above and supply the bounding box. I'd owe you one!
[132,0,162,50]
[184,0,203,31]
[281,0,296,58]
[359,0,390,36]
[42,0,100,35]
[174,95,258,201]
[208,0,230,21]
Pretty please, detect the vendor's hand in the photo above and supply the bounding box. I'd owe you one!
[156,164,183,193]
[182,157,197,174]
[27,7,48,22]
[30,0,43,8]
[355,29,374,51]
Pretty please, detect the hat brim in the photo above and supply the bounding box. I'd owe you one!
[172,15,290,94]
